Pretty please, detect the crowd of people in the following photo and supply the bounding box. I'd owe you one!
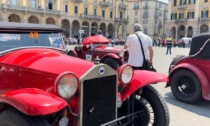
[152,37,192,48]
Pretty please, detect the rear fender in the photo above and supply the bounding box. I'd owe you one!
[68,50,78,57]
[121,70,168,100]
[0,88,68,116]
[168,63,210,100]
[101,53,122,63]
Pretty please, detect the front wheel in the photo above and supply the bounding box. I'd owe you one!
[134,85,170,126]
[170,69,202,103]
[0,109,50,126]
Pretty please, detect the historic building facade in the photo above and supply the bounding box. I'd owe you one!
[0,0,128,39]
[167,0,210,40]
[127,0,168,39]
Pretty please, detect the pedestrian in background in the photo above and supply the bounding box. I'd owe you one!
[124,23,153,70]
[166,35,173,55]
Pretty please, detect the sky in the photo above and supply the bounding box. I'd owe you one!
[159,0,168,3]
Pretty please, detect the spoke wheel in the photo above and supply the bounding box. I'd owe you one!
[171,69,202,103]
[133,85,170,126]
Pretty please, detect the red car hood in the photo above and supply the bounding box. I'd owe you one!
[0,48,93,77]
[94,46,123,53]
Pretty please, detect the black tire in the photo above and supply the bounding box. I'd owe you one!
[134,85,170,126]
[168,55,185,73]
[68,51,76,57]
[103,58,119,70]
[170,69,202,103]
[0,109,50,126]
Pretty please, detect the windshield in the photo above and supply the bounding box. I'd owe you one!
[0,32,65,52]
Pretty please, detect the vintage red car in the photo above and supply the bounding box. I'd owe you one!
[0,22,169,126]
[68,36,128,70]
[167,33,210,103]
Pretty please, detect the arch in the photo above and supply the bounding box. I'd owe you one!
[99,23,106,36]
[8,14,21,22]
[91,22,98,36]
[28,16,39,24]
[107,23,114,39]
[46,17,55,25]
[82,21,89,37]
[187,26,193,38]
[178,25,185,39]
[61,19,70,37]
[200,24,209,33]
[117,24,123,39]
[72,20,80,38]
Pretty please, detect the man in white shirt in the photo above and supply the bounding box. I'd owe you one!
[124,23,153,70]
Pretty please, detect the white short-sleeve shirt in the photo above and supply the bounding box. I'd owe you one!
[125,31,153,67]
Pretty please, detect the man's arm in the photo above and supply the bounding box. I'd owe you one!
[148,46,153,64]
[124,44,128,49]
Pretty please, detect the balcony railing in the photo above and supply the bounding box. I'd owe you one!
[200,17,209,21]
[175,18,188,23]
[80,14,102,20]
[177,5,187,9]
[142,15,149,18]
[100,1,109,7]
[143,6,149,9]
[115,18,128,24]
[1,4,61,15]
[118,4,127,10]
[71,0,83,2]
[133,6,139,9]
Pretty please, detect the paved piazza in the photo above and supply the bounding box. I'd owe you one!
[66,45,210,126]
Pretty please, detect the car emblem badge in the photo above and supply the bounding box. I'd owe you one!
[99,67,105,75]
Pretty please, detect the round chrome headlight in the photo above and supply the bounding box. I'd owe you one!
[119,50,124,57]
[55,72,79,99]
[118,64,134,85]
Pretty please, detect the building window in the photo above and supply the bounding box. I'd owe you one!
[188,12,194,19]
[11,0,17,5]
[171,13,177,20]
[189,0,195,4]
[173,0,177,6]
[48,1,53,9]
[84,8,88,15]
[102,10,105,17]
[180,0,186,5]
[144,28,148,34]
[159,11,162,16]
[94,9,97,15]
[134,2,139,8]
[202,10,209,18]
[204,0,208,2]
[120,11,123,19]
[74,6,78,14]
[159,3,162,8]
[65,5,68,12]
[29,0,36,8]
[110,11,113,18]
[110,0,113,5]
[179,13,184,19]
[135,11,138,16]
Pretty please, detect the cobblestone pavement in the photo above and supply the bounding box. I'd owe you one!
[66,45,210,126]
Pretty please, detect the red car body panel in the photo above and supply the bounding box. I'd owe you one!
[121,70,168,100]
[0,48,93,77]
[169,62,210,100]
[0,88,68,115]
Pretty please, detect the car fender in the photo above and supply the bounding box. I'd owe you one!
[0,88,68,116]
[67,50,78,57]
[101,53,122,63]
[167,63,210,100]
[120,70,168,100]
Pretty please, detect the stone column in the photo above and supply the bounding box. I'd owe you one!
[116,0,118,18]
[114,24,118,39]
[23,0,26,6]
[89,25,91,36]
[175,29,178,40]
[185,28,188,37]
[41,0,44,8]
[57,0,60,10]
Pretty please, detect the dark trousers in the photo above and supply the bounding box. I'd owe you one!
[166,44,172,54]
[132,66,144,70]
